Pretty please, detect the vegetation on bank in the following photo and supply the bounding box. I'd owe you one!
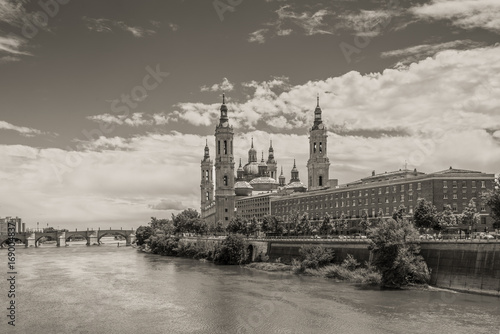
[136,207,431,288]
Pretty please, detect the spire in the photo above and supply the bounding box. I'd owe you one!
[313,94,323,128]
[203,138,210,159]
[261,151,264,162]
[219,93,228,124]
[293,159,296,168]
[251,137,254,148]
[280,166,284,175]
[239,158,242,168]
[248,136,257,163]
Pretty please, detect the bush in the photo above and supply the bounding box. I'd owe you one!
[213,234,248,265]
[298,245,335,269]
[254,251,269,263]
[341,254,360,271]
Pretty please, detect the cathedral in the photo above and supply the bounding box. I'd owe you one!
[200,94,331,224]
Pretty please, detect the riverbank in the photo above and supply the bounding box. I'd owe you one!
[245,261,382,285]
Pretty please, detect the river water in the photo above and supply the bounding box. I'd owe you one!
[1,239,499,334]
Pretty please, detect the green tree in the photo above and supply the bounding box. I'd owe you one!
[215,221,225,233]
[261,215,272,233]
[213,234,248,265]
[367,217,430,288]
[289,211,300,235]
[482,176,500,229]
[171,209,202,234]
[413,199,439,230]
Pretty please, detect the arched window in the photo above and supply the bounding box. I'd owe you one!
[319,176,323,186]
[218,141,220,155]
[313,142,316,153]
[223,175,228,186]
[206,191,209,201]
[224,140,227,155]
[319,142,322,153]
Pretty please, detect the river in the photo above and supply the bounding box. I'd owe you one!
[1,239,499,334]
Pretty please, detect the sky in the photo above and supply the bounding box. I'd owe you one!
[1,0,499,230]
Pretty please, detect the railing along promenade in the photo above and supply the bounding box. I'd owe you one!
[181,234,500,244]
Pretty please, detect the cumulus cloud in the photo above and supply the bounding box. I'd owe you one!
[411,0,500,33]
[381,39,486,65]
[200,77,234,92]
[83,17,156,37]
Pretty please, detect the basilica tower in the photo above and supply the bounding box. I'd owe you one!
[214,94,235,224]
[307,95,330,190]
[200,140,214,220]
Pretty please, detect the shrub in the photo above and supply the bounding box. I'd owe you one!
[298,245,335,269]
[341,254,360,271]
[213,234,248,265]
[254,251,269,263]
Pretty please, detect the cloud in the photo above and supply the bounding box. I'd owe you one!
[248,29,268,44]
[149,199,184,211]
[381,39,487,65]
[200,77,234,92]
[337,9,393,37]
[0,120,44,136]
[168,23,179,31]
[411,0,500,33]
[83,17,156,37]
[87,112,173,127]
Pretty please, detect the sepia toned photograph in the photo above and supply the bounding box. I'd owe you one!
[1,0,499,333]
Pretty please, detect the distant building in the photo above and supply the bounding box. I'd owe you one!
[0,217,24,234]
[271,167,496,232]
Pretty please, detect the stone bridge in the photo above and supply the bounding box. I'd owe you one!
[0,228,135,248]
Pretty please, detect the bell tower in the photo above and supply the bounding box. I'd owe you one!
[307,95,330,190]
[200,139,214,219]
[267,140,277,180]
[214,94,235,224]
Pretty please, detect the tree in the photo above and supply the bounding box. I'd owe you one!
[247,217,258,236]
[482,176,500,229]
[135,225,153,246]
[338,213,348,234]
[359,210,371,235]
[171,209,202,234]
[367,217,430,288]
[319,213,331,235]
[298,213,310,235]
[289,211,300,235]
[261,215,272,233]
[226,216,246,234]
[213,234,248,265]
[215,221,225,233]
[461,198,480,230]
[437,205,457,227]
[392,205,406,223]
[413,199,439,230]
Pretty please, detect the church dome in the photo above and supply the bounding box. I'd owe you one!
[243,162,260,176]
[235,181,253,196]
[249,176,279,192]
[285,181,307,192]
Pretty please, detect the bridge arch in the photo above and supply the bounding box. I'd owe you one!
[35,235,59,247]
[97,231,131,245]
[0,237,26,248]
[247,244,255,262]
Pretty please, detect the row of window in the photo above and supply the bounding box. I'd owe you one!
[443,180,486,188]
